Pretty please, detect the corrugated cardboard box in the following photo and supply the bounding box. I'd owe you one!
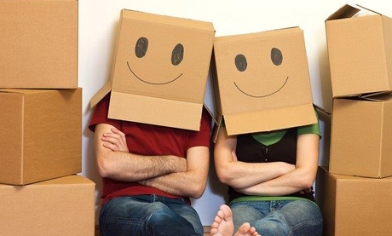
[0,0,78,88]
[213,27,317,136]
[326,4,392,97]
[0,175,95,236]
[0,88,82,185]
[316,167,392,236]
[330,94,392,178]
[90,9,215,131]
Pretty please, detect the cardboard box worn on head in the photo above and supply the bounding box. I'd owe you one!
[90,9,215,131]
[0,88,82,185]
[213,27,317,136]
[316,167,392,236]
[329,94,392,178]
[0,0,78,89]
[326,4,392,98]
[0,175,95,236]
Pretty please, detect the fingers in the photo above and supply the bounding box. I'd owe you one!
[231,150,238,161]
[101,128,129,152]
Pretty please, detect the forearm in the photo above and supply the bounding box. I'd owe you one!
[141,171,201,198]
[214,128,294,189]
[99,150,185,182]
[94,123,186,182]
[141,146,210,199]
[237,167,316,196]
[220,161,295,189]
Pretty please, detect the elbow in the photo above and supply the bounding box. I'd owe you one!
[216,167,232,185]
[96,154,112,178]
[188,182,207,199]
[299,175,316,189]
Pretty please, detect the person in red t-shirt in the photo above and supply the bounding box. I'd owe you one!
[89,93,212,236]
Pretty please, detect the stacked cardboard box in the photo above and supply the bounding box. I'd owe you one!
[316,4,392,236]
[0,1,95,235]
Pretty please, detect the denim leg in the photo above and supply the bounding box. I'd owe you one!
[231,202,266,232]
[162,197,204,236]
[99,195,202,236]
[231,200,323,236]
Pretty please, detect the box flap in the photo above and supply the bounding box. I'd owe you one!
[224,103,317,136]
[109,92,203,131]
[0,89,42,95]
[89,80,112,109]
[203,68,219,126]
[314,104,332,116]
[326,4,360,21]
[356,4,383,16]
[361,92,392,102]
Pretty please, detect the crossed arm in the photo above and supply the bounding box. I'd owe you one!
[214,127,319,196]
[94,123,210,198]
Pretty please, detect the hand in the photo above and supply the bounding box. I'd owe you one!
[231,150,238,161]
[299,187,312,195]
[101,127,129,152]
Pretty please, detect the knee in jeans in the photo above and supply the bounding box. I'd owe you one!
[146,202,173,222]
[260,221,287,236]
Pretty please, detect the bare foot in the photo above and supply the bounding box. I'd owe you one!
[235,222,261,236]
[210,205,261,236]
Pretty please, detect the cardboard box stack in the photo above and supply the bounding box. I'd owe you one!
[316,4,392,236]
[0,1,95,235]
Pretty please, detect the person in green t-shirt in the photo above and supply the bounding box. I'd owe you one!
[211,110,323,236]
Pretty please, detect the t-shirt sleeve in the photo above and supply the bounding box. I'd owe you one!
[297,108,321,138]
[187,108,212,148]
[88,93,122,132]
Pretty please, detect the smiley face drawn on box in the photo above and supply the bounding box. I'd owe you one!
[233,47,288,98]
[214,27,312,116]
[127,36,184,85]
[213,27,315,134]
[111,10,215,103]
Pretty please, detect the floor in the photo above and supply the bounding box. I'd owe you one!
[95,226,211,235]
[204,226,211,235]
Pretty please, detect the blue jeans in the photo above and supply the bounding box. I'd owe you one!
[230,199,323,236]
[99,195,203,236]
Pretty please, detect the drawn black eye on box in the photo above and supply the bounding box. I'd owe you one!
[233,47,288,98]
[135,37,148,58]
[171,44,184,66]
[128,37,184,85]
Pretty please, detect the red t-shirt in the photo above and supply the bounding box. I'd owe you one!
[89,93,212,205]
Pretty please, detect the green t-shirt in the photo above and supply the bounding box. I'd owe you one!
[252,122,321,146]
[222,109,321,146]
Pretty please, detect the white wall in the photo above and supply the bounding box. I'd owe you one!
[79,0,392,225]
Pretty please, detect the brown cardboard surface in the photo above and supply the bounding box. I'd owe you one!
[0,0,78,88]
[213,27,317,136]
[326,4,392,97]
[329,94,392,178]
[91,9,215,131]
[316,167,392,236]
[0,175,95,236]
[0,88,82,185]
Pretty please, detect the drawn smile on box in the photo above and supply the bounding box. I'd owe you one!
[127,62,183,85]
[234,76,288,98]
[127,37,184,85]
[233,47,288,98]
